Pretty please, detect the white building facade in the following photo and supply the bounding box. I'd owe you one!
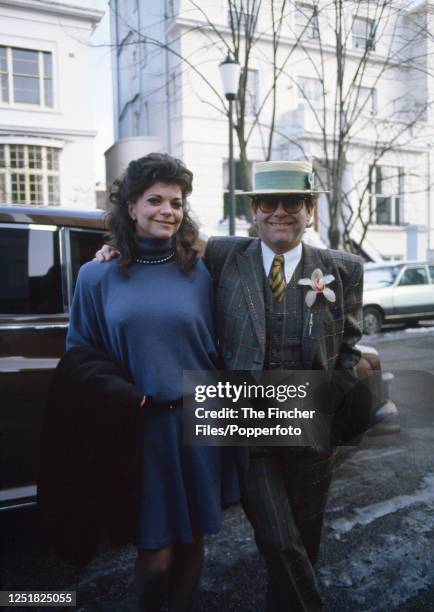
[0,0,103,209]
[107,0,434,260]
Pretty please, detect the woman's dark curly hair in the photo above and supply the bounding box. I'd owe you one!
[107,152,198,274]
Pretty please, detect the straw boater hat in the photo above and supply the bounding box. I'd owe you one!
[243,160,328,196]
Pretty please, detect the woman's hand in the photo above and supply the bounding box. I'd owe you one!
[94,244,119,262]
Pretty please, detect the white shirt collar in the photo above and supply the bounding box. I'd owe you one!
[260,241,303,284]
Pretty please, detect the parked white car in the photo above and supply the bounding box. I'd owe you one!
[363,261,434,334]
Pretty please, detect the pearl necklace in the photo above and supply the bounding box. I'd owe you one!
[133,250,175,265]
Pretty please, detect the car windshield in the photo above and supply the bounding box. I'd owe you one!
[364,266,402,289]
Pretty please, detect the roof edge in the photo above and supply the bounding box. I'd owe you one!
[0,0,104,23]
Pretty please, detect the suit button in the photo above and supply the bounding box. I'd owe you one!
[225,350,233,360]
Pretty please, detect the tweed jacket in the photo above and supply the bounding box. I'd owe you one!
[204,238,364,373]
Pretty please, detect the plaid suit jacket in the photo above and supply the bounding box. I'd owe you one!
[204,237,364,373]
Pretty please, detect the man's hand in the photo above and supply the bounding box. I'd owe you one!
[94,244,119,262]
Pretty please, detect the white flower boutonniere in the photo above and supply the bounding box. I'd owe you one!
[298,268,336,307]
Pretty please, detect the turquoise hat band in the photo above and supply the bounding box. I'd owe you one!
[254,170,313,191]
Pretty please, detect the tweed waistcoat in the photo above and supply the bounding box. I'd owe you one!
[264,259,305,369]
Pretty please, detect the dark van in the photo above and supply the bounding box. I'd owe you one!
[0,205,107,510]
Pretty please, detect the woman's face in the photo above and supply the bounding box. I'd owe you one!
[128,182,184,239]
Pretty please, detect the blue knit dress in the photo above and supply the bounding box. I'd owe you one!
[67,236,239,549]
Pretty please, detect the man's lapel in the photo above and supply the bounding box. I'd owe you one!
[301,243,326,367]
[235,240,266,352]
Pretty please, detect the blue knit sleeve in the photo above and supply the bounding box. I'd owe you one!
[66,263,107,351]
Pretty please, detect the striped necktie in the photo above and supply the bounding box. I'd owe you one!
[269,255,286,302]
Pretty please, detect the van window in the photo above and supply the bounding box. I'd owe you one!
[70,229,106,292]
[0,226,62,314]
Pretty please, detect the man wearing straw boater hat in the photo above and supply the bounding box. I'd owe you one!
[95,159,364,610]
[204,160,364,611]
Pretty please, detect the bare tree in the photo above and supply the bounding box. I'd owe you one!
[278,0,433,249]
[107,0,433,250]
[180,0,295,214]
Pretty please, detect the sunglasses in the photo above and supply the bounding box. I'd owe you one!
[254,196,309,214]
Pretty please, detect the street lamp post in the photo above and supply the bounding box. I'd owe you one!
[219,54,241,236]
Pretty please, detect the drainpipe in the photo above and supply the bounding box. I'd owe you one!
[164,0,172,154]
[114,0,121,141]
[427,148,432,257]
[136,0,142,135]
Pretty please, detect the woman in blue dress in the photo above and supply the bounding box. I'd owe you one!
[67,153,238,611]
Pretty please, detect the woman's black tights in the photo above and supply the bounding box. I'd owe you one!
[134,532,204,612]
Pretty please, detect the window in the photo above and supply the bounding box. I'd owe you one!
[399,267,428,286]
[295,3,319,39]
[70,229,106,293]
[0,47,9,103]
[223,160,252,220]
[298,76,322,106]
[429,266,434,282]
[0,226,62,314]
[143,101,149,135]
[241,69,259,115]
[0,46,53,107]
[357,86,377,114]
[370,165,402,225]
[128,96,141,136]
[167,0,175,17]
[170,72,179,116]
[352,17,375,50]
[141,39,147,68]
[133,108,140,136]
[0,144,60,206]
[227,1,255,29]
[132,47,137,80]
[0,145,6,201]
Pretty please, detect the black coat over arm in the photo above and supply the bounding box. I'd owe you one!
[37,346,143,567]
